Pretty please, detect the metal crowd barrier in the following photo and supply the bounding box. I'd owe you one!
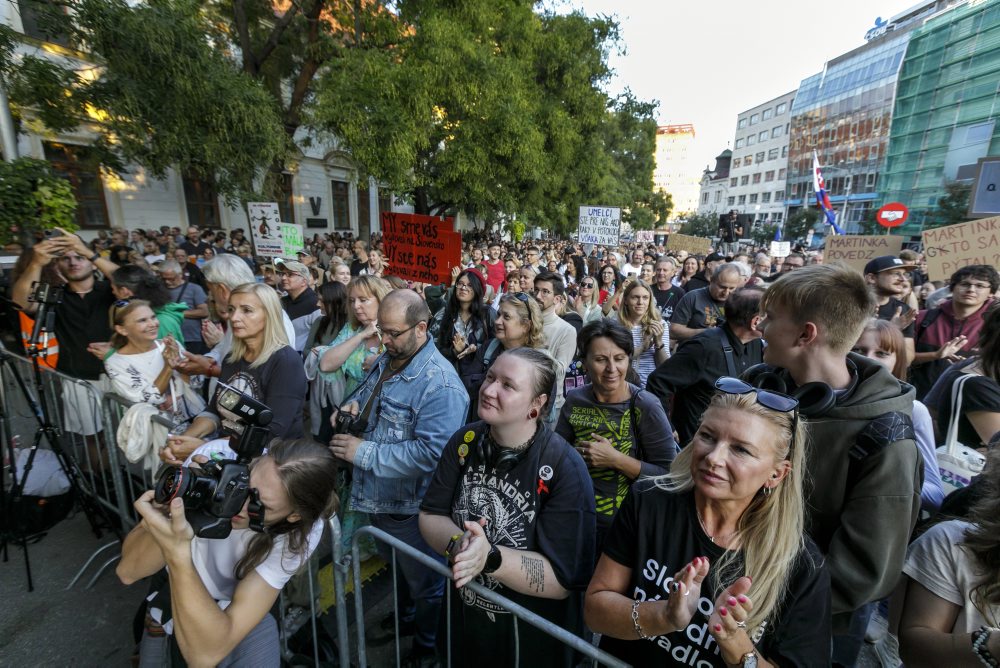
[350,525,629,668]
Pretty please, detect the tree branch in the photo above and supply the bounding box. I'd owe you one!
[283,0,325,135]
[256,0,301,68]
[232,0,257,75]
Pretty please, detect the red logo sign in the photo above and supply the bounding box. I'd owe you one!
[877,202,909,228]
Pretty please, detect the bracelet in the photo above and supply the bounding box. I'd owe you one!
[973,627,1000,667]
[631,599,650,640]
[88,252,101,263]
[655,343,665,351]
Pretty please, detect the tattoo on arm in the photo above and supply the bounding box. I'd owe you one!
[520,555,545,593]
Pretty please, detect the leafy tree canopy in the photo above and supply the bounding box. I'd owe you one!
[678,213,717,238]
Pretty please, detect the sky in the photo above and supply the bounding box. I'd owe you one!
[570,0,924,171]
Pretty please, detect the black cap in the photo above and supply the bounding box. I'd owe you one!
[863,255,917,275]
[706,252,725,263]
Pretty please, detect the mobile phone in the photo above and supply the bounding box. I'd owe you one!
[43,229,65,239]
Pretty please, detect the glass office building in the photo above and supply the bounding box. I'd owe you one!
[785,1,949,238]
[879,0,1000,235]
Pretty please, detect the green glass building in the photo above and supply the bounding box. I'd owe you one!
[880,0,1000,235]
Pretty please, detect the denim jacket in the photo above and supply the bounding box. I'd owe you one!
[350,337,470,515]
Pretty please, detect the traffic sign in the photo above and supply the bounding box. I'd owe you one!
[877,202,909,228]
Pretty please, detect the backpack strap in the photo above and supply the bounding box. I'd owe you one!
[704,327,738,377]
[914,307,942,344]
[847,411,915,492]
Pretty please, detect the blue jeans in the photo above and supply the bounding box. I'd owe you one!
[832,602,874,667]
[371,513,446,650]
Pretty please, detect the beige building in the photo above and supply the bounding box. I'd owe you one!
[653,124,701,218]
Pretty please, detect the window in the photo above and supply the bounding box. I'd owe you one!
[752,173,761,184]
[183,174,221,228]
[331,180,351,230]
[738,118,747,129]
[774,211,784,222]
[744,155,753,165]
[730,177,738,187]
[764,170,775,182]
[714,191,721,203]
[781,146,788,157]
[867,173,877,187]
[775,190,785,201]
[358,184,372,236]
[772,126,782,138]
[759,131,768,142]
[763,108,773,120]
[735,138,744,149]
[740,175,749,185]
[17,0,71,46]
[750,113,760,125]
[378,189,392,218]
[778,168,787,179]
[776,102,787,115]
[277,173,295,225]
[756,152,765,163]
[702,192,709,204]
[43,142,110,229]
[747,135,756,146]
[727,196,736,206]
[738,195,747,205]
[768,148,779,160]
[749,194,758,204]
[762,192,771,203]
[732,158,741,168]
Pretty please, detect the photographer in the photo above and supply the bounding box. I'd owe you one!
[117,438,338,666]
[12,230,120,438]
[162,283,306,464]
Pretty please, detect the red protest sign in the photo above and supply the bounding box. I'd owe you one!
[877,202,909,228]
[381,212,461,284]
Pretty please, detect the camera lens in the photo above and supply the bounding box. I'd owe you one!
[154,466,188,504]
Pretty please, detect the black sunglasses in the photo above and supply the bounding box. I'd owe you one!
[114,299,131,308]
[714,376,799,454]
[581,282,595,288]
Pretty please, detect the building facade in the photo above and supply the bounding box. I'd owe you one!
[697,149,732,217]
[726,90,796,232]
[879,0,1000,235]
[785,0,950,240]
[654,124,701,217]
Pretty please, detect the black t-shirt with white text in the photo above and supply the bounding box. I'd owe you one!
[599,482,831,667]
[652,284,687,322]
[421,422,596,668]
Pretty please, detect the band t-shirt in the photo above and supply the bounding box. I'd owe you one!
[670,287,725,331]
[652,284,686,322]
[209,345,306,440]
[421,422,596,668]
[599,482,831,667]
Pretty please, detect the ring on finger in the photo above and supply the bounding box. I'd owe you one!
[735,620,747,629]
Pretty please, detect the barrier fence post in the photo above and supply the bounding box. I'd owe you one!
[328,516,350,668]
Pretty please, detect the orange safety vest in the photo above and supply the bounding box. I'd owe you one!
[19,312,59,369]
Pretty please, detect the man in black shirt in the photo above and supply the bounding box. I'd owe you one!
[669,263,741,343]
[647,287,765,445]
[172,248,207,289]
[179,226,210,258]
[717,209,743,256]
[650,257,685,321]
[13,233,120,437]
[683,252,724,293]
[865,255,917,362]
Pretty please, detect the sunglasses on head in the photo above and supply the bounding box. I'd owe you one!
[114,299,131,308]
[714,376,799,453]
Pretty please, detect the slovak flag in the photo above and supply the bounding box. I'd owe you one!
[813,151,845,235]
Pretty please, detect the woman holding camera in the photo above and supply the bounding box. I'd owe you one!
[118,438,338,667]
[420,347,596,667]
[161,283,306,464]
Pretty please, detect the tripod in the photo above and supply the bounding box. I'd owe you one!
[0,293,120,591]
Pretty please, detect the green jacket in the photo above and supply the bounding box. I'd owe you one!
[154,302,188,344]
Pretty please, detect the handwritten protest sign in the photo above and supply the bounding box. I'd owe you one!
[770,241,791,258]
[666,234,712,255]
[279,223,304,257]
[826,235,904,273]
[922,216,1000,282]
[578,206,621,246]
[635,230,655,243]
[248,202,283,258]
[381,212,461,284]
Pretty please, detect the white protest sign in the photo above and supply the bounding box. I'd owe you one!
[279,223,305,257]
[770,241,791,258]
[635,230,655,243]
[248,202,283,258]
[578,206,621,246]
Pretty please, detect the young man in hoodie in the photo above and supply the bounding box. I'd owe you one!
[750,263,922,667]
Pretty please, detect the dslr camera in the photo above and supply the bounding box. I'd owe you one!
[333,409,366,438]
[154,386,273,539]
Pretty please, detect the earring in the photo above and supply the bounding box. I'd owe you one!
[528,409,539,420]
[762,485,772,497]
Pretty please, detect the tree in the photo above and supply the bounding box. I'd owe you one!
[927,181,972,229]
[0,157,77,244]
[784,207,820,243]
[678,213,718,238]
[751,223,778,247]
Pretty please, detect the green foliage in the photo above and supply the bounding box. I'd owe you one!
[505,219,526,242]
[678,213,718,238]
[785,207,820,242]
[927,181,972,229]
[857,208,880,235]
[0,157,78,244]
[751,223,779,247]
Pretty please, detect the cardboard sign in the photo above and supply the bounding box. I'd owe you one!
[635,230,655,243]
[380,212,461,284]
[770,241,791,258]
[578,206,621,246]
[247,202,283,258]
[666,233,712,255]
[279,223,304,257]
[826,234,904,273]
[922,216,1000,282]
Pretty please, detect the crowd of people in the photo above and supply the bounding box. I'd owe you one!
[6,222,1000,668]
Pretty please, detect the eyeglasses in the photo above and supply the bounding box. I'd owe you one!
[376,321,423,339]
[957,281,992,291]
[714,376,799,452]
[455,281,473,291]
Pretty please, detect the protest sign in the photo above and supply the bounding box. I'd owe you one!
[922,216,1000,282]
[381,212,461,284]
[279,223,304,257]
[826,235,904,273]
[770,241,791,258]
[578,206,621,246]
[247,202,283,258]
[666,234,712,255]
[635,230,655,243]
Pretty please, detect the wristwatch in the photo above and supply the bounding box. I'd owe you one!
[88,252,101,263]
[738,651,758,668]
[483,545,502,574]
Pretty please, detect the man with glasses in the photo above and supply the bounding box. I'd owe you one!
[533,271,577,419]
[524,246,543,272]
[330,289,468,666]
[620,249,644,279]
[274,258,320,352]
[179,225,210,258]
[910,264,999,399]
[750,263,920,666]
[864,255,918,363]
[12,231,121,440]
